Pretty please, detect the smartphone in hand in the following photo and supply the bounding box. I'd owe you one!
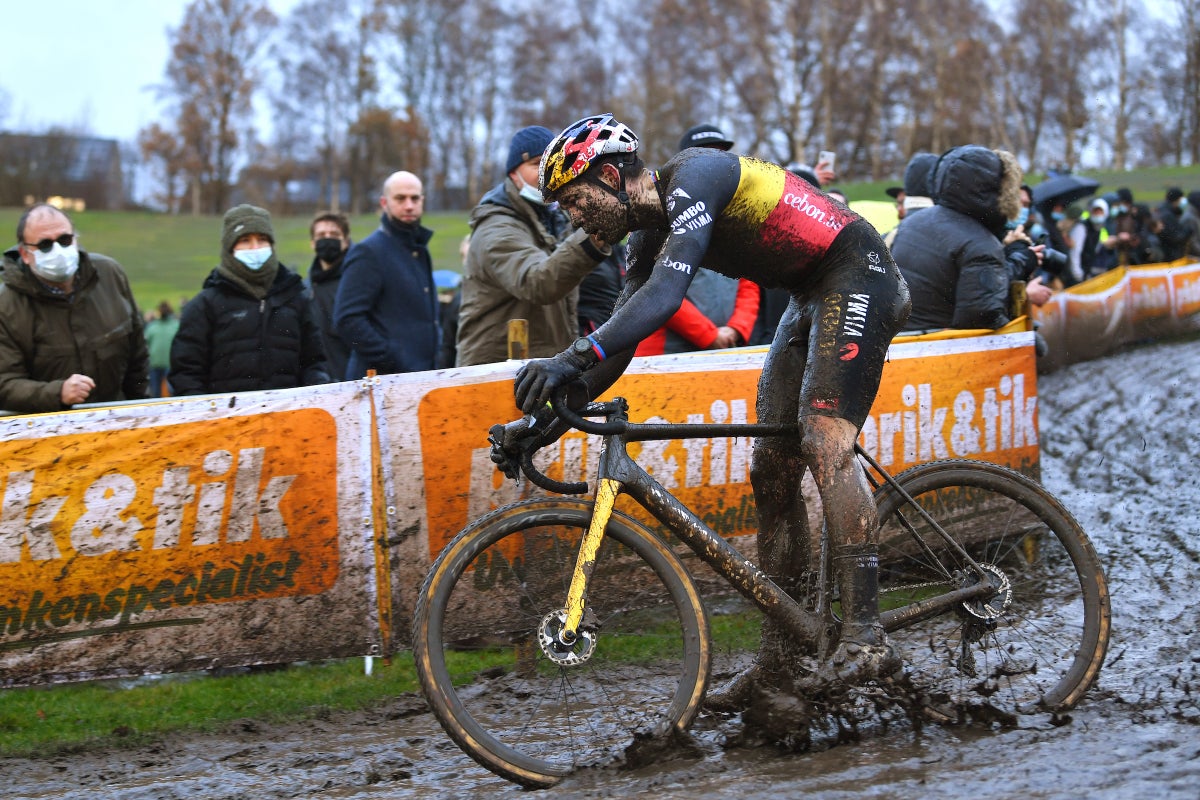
[818,150,836,172]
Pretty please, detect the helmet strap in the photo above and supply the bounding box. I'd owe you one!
[589,161,630,206]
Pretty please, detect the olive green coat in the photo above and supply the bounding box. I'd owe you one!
[455,178,608,366]
[0,248,149,412]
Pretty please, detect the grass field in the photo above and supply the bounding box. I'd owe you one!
[0,208,472,314]
[0,611,760,756]
[5,163,1198,314]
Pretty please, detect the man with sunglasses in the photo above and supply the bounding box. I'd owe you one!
[0,203,148,412]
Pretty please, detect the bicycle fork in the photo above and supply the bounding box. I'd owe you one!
[556,476,622,648]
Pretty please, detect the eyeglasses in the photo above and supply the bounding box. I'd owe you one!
[22,233,75,253]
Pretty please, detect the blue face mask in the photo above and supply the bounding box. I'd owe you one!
[1051,211,1066,222]
[1006,206,1030,230]
[234,246,273,271]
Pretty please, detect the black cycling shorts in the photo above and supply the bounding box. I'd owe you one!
[757,219,911,431]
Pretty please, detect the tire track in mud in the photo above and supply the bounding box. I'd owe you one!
[1038,338,1200,729]
[4,337,1200,799]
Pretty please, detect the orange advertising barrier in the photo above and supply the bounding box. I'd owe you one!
[1,331,1039,686]
[0,387,380,687]
[1034,260,1200,371]
[409,331,1039,568]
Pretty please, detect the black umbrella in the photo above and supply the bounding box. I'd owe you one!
[1031,174,1100,214]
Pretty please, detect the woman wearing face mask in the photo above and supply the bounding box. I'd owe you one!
[169,204,330,395]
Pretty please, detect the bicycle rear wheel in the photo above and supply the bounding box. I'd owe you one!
[873,460,1110,719]
[413,498,710,788]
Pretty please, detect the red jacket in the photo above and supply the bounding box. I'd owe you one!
[635,277,760,356]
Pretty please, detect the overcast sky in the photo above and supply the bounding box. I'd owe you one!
[0,0,298,143]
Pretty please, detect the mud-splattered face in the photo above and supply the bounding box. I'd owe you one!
[556,181,629,244]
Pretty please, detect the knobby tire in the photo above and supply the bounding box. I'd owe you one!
[412,498,710,788]
[873,460,1110,718]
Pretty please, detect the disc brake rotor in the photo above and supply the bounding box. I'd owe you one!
[537,609,597,665]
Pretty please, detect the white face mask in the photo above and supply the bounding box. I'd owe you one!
[516,175,546,206]
[233,246,273,271]
[31,242,80,283]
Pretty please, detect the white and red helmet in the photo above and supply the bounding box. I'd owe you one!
[539,113,639,197]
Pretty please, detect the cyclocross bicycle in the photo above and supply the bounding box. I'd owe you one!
[412,392,1110,788]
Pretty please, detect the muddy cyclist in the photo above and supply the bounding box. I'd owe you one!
[513,114,912,706]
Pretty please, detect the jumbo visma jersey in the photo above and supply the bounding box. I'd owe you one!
[587,148,862,359]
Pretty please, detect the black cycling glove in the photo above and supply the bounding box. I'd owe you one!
[514,350,591,413]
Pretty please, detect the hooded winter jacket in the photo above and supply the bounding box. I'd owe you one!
[0,248,148,412]
[890,146,1020,332]
[455,178,609,366]
[169,264,329,395]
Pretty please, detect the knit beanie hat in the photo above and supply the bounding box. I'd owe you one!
[221,204,275,255]
[218,204,278,299]
[506,126,555,174]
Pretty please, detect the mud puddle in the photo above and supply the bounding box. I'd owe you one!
[4,338,1200,799]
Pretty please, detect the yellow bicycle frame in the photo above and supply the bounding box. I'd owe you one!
[561,477,622,637]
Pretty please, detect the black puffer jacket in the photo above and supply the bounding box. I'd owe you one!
[170,265,330,395]
[890,146,1016,331]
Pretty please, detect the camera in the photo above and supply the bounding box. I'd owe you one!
[1042,247,1069,270]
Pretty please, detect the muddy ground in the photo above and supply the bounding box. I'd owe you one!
[4,337,1199,799]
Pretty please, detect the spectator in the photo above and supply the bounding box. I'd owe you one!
[1184,191,1200,260]
[170,204,329,395]
[677,122,734,152]
[455,126,612,366]
[1099,187,1142,268]
[0,203,148,412]
[1003,186,1054,306]
[1079,197,1108,280]
[891,145,1039,332]
[306,210,353,380]
[883,152,937,249]
[144,300,179,397]
[634,268,759,355]
[578,241,626,336]
[886,185,905,221]
[335,171,440,377]
[636,124,760,356]
[1155,187,1190,262]
[1134,202,1165,264]
[1060,205,1086,285]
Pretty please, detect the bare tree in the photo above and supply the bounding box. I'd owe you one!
[1177,0,1200,163]
[137,123,188,213]
[161,0,277,214]
[270,0,382,212]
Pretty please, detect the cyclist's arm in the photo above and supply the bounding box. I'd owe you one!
[582,162,736,358]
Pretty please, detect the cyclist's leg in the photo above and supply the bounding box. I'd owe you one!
[707,296,812,711]
[794,224,909,685]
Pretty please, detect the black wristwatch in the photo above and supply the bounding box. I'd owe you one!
[570,336,602,363]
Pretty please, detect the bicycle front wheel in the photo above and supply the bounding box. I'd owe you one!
[873,460,1110,718]
[413,498,710,788]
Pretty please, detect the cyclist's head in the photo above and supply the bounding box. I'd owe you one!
[539,113,640,202]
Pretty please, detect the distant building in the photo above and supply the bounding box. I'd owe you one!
[0,132,127,210]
